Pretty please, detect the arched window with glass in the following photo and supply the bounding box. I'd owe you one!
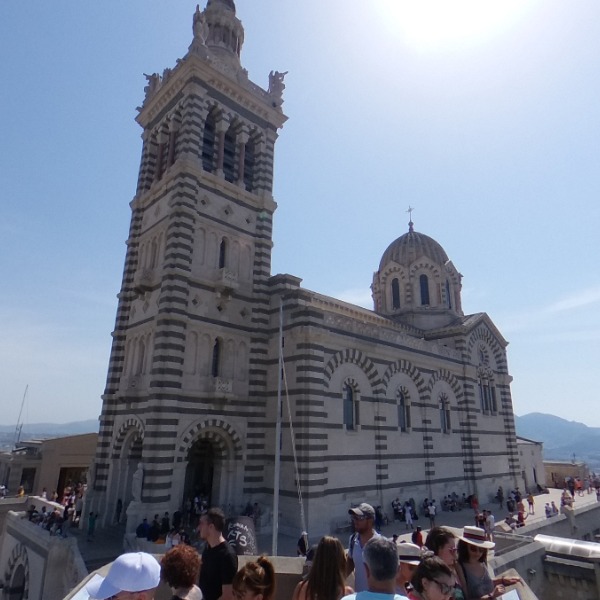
[439,393,451,433]
[211,338,221,378]
[391,278,401,310]
[397,388,411,432]
[343,382,358,431]
[420,274,430,305]
[219,238,227,269]
[202,112,216,172]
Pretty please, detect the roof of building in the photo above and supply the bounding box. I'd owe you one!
[516,435,543,445]
[379,225,450,271]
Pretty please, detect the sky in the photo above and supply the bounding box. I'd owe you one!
[1,1,599,427]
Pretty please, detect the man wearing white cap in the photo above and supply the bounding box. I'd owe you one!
[85,551,161,600]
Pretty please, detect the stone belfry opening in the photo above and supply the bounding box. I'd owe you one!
[90,0,287,531]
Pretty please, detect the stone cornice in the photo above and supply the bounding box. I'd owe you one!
[136,53,287,131]
[305,291,461,359]
[424,312,508,347]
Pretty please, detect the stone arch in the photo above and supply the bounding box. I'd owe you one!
[409,261,442,279]
[176,418,243,463]
[379,265,409,312]
[112,417,145,459]
[4,543,29,600]
[380,264,409,287]
[324,349,384,396]
[467,326,507,373]
[382,359,426,394]
[427,369,464,405]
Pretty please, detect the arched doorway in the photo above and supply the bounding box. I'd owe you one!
[184,439,216,507]
[175,420,244,521]
[105,424,144,527]
[8,564,26,600]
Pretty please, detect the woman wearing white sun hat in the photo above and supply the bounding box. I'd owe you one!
[455,526,520,600]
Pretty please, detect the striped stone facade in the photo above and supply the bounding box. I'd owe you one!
[90,1,521,535]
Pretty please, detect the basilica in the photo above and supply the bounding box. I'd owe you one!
[89,0,520,534]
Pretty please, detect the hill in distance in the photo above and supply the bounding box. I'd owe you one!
[0,419,98,436]
[515,412,600,471]
[1,413,599,470]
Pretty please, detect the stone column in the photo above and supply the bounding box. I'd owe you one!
[154,129,168,182]
[215,118,229,177]
[236,129,249,187]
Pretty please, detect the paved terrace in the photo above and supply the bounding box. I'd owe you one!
[66,486,599,566]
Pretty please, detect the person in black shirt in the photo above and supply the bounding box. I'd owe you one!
[198,508,238,600]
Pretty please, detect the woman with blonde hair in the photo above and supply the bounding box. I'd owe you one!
[232,556,276,600]
[292,535,353,600]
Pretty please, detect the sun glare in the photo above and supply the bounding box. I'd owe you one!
[377,0,538,51]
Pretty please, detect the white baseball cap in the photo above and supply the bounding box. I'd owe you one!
[85,552,160,599]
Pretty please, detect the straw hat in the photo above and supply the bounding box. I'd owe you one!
[396,542,422,565]
[458,525,495,549]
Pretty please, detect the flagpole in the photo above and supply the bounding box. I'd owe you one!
[272,297,283,555]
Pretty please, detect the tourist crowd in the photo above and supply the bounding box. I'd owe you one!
[86,499,526,600]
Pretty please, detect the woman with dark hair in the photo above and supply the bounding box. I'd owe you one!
[161,544,202,600]
[424,527,464,600]
[232,556,276,600]
[292,536,353,600]
[456,526,520,600]
[409,556,454,600]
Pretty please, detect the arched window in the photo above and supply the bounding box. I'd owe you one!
[420,274,430,306]
[211,338,221,378]
[439,393,451,433]
[343,383,358,431]
[223,127,236,182]
[397,388,411,432]
[479,376,498,414]
[202,113,216,173]
[446,280,452,309]
[243,138,256,191]
[391,278,401,310]
[219,238,227,269]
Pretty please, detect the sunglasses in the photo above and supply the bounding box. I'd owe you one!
[433,579,454,596]
[351,515,367,521]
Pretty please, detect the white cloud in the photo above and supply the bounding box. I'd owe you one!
[544,286,600,314]
[496,284,600,334]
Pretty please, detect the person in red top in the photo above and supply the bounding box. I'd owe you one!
[411,527,424,548]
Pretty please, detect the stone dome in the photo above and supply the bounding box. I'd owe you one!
[379,227,449,271]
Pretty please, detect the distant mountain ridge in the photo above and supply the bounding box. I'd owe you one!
[0,419,98,436]
[1,414,598,469]
[515,412,600,470]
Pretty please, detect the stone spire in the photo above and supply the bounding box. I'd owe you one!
[190,1,245,66]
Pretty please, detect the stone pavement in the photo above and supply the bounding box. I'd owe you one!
[377,487,598,544]
[72,487,600,569]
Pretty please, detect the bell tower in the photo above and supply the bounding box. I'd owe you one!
[90,1,287,527]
